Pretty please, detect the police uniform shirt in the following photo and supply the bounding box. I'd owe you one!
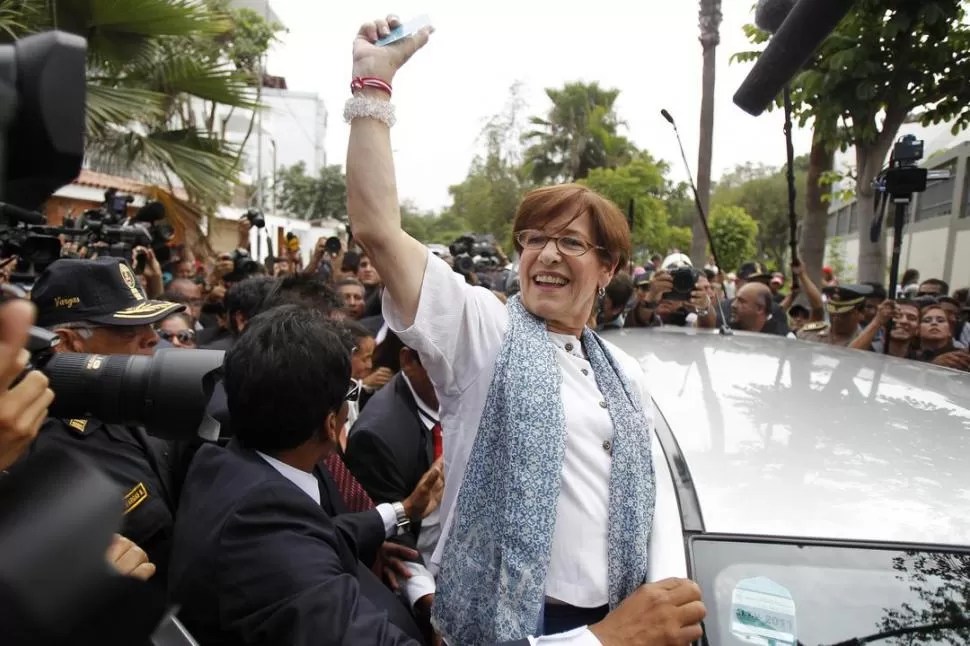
[30,417,178,589]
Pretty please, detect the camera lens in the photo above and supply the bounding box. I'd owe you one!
[671,267,698,294]
[325,236,341,254]
[42,349,225,441]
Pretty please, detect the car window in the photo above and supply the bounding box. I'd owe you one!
[691,537,970,646]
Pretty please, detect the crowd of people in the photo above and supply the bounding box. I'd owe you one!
[0,12,967,646]
[599,250,969,372]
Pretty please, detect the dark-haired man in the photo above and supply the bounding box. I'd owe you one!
[169,306,440,644]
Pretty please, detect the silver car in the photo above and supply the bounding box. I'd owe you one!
[602,326,970,646]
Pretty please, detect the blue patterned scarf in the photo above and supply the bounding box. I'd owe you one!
[432,295,655,645]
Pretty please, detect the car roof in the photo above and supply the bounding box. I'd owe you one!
[603,327,970,546]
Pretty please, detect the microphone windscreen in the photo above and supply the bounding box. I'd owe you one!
[660,109,674,124]
[734,0,857,116]
[754,0,798,34]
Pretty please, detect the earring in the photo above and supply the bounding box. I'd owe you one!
[598,286,606,298]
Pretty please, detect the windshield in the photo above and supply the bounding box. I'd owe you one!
[691,537,970,646]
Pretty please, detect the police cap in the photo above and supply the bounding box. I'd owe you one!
[32,257,185,328]
[823,284,873,314]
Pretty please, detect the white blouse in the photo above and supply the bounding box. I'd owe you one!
[384,252,662,608]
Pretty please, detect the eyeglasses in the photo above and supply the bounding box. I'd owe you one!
[345,380,361,403]
[515,230,604,257]
[158,329,196,344]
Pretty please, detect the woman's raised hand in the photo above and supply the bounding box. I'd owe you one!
[352,14,433,83]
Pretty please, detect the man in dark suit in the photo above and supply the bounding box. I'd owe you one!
[168,305,438,645]
[345,344,443,623]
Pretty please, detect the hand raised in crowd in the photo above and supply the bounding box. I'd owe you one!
[874,299,898,326]
[106,533,156,581]
[403,456,444,520]
[0,298,55,471]
[352,14,433,82]
[590,578,706,646]
[132,246,162,278]
[362,366,394,390]
[646,270,672,304]
[237,217,252,249]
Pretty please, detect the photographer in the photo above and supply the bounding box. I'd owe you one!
[626,265,717,329]
[25,256,189,589]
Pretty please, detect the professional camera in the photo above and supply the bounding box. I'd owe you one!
[663,266,701,302]
[224,247,260,282]
[244,208,265,229]
[0,206,63,281]
[73,193,176,268]
[884,134,929,197]
[449,233,500,274]
[22,326,224,441]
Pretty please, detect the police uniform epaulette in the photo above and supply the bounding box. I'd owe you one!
[65,418,93,435]
[800,321,828,332]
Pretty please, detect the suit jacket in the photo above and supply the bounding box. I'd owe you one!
[344,373,433,555]
[314,456,384,568]
[168,442,426,645]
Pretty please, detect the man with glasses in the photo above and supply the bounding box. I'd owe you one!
[26,256,187,591]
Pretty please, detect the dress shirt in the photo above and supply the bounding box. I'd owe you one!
[257,451,398,537]
[398,373,440,607]
[385,253,664,645]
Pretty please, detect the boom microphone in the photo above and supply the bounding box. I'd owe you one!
[734,0,858,115]
[754,0,797,34]
[658,109,721,273]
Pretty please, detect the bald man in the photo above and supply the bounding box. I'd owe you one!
[730,282,775,333]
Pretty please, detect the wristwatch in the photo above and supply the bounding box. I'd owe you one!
[391,501,411,534]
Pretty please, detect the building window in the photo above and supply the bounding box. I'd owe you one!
[915,163,954,222]
[836,206,850,235]
[827,213,837,237]
[848,202,859,233]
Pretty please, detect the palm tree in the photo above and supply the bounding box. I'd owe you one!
[523,82,635,185]
[693,0,723,266]
[1,0,271,230]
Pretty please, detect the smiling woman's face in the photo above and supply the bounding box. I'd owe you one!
[517,211,613,337]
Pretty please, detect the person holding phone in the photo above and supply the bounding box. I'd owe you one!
[345,15,704,646]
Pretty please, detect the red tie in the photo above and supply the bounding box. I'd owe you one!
[323,453,375,513]
[432,422,443,460]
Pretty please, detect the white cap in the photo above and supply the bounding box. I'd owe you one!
[661,253,693,270]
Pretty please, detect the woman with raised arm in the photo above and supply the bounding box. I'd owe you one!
[346,15,704,646]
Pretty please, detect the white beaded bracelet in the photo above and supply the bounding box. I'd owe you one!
[343,94,396,128]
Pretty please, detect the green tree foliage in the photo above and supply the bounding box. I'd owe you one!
[737,0,970,282]
[1,0,281,220]
[579,155,690,259]
[708,204,758,273]
[522,81,634,184]
[712,160,808,270]
[275,162,347,222]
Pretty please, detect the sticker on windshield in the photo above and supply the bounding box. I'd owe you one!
[730,577,796,646]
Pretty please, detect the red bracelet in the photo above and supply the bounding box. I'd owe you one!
[351,76,392,97]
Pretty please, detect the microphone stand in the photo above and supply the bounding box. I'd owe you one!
[782,85,800,289]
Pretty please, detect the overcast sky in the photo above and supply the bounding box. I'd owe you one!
[267,0,820,211]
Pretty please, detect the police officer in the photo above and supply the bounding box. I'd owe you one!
[797,284,873,346]
[27,257,187,589]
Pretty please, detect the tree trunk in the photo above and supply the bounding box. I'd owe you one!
[692,41,717,266]
[854,108,908,283]
[800,122,835,284]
